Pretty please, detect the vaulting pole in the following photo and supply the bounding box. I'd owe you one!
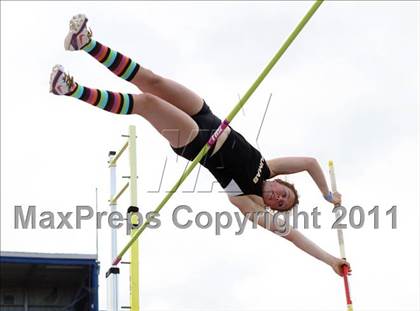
[328,160,353,311]
[113,0,324,265]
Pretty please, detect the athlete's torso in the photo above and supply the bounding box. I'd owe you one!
[203,127,271,197]
[171,101,271,197]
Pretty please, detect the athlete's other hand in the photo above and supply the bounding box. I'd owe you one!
[331,257,352,277]
[325,191,342,205]
[331,191,342,205]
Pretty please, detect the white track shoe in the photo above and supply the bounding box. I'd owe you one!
[64,14,92,51]
[49,65,74,95]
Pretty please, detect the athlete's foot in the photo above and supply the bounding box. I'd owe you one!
[49,65,75,95]
[64,14,92,51]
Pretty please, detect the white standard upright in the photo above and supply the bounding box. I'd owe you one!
[106,125,139,311]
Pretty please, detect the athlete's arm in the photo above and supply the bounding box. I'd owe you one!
[283,227,350,276]
[267,157,341,204]
[228,195,350,276]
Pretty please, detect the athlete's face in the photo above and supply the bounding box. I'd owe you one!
[263,181,295,212]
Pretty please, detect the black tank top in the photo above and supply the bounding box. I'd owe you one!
[203,128,271,197]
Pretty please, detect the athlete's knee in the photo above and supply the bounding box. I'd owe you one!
[140,68,163,86]
[132,93,159,114]
[149,71,165,87]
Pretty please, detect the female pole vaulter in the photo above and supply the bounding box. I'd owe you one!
[50,14,351,277]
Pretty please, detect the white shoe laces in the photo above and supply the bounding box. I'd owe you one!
[63,72,74,88]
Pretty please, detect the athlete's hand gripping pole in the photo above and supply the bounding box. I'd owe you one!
[112,0,324,267]
[328,160,353,311]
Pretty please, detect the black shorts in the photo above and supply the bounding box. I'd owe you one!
[171,101,222,165]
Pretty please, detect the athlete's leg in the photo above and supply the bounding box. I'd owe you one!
[131,93,199,148]
[65,14,203,116]
[50,65,198,148]
[129,67,203,116]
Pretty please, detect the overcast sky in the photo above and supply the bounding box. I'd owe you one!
[1,1,419,310]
